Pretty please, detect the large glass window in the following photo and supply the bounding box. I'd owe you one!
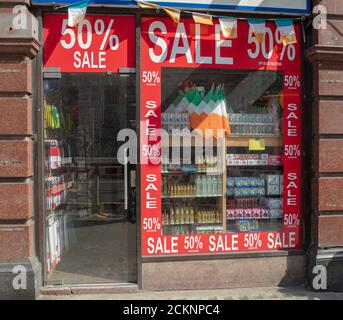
[141,17,302,255]
[43,73,136,285]
[161,68,283,236]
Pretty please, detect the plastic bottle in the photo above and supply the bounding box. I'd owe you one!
[217,176,222,195]
[179,207,184,224]
[184,207,189,224]
[170,207,175,225]
[212,176,217,196]
[190,207,194,224]
[202,176,207,196]
[196,175,202,196]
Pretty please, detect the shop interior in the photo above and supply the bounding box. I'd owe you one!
[43,73,137,285]
[161,67,284,236]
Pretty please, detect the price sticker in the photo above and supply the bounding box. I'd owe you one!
[249,138,265,151]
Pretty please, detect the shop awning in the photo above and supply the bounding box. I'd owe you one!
[31,0,310,15]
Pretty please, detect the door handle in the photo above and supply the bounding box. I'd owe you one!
[124,148,128,210]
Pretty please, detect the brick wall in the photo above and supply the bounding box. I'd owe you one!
[0,1,41,299]
[308,0,343,291]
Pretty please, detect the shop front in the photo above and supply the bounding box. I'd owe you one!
[25,0,310,293]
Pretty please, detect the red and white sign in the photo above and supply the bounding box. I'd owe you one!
[141,17,302,256]
[43,14,135,72]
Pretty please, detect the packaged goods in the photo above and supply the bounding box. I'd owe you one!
[267,184,280,195]
[270,209,283,219]
[265,198,283,209]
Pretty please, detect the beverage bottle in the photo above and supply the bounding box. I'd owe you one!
[196,175,202,196]
[184,207,189,224]
[175,207,180,225]
[190,207,194,224]
[170,207,175,225]
[166,209,170,225]
[208,176,212,196]
[180,207,184,224]
[213,176,218,196]
[217,176,222,195]
[211,176,215,195]
[202,176,207,196]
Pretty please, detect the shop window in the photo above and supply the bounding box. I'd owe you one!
[141,18,302,255]
[161,68,284,236]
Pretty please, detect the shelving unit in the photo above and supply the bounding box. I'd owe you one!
[161,138,227,235]
[164,135,282,147]
[226,136,283,147]
[160,137,283,235]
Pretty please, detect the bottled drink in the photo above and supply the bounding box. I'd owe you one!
[184,206,189,224]
[217,176,222,195]
[206,176,211,196]
[170,207,175,225]
[190,207,194,224]
[179,207,184,224]
[202,176,209,196]
[212,176,217,196]
[196,175,202,196]
[175,207,180,224]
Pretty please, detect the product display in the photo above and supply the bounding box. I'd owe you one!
[162,83,231,137]
[161,145,225,235]
[162,205,223,235]
[162,205,222,225]
[227,208,270,220]
[266,174,283,196]
[141,17,302,255]
[235,220,259,232]
[227,177,265,197]
[45,175,68,210]
[162,112,190,135]
[227,153,283,166]
[228,112,280,136]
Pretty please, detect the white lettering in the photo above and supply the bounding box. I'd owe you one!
[148,21,168,63]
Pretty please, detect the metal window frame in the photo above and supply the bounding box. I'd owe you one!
[32,6,143,287]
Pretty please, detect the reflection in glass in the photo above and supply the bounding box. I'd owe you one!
[44,73,136,285]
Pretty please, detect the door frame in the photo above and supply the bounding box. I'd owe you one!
[33,7,142,288]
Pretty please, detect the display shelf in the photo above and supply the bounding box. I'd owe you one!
[162,195,223,199]
[227,165,282,168]
[226,195,282,198]
[163,222,222,226]
[161,136,226,234]
[226,136,283,147]
[164,135,227,147]
[161,171,224,174]
[162,134,283,152]
[227,217,282,221]
[229,122,275,126]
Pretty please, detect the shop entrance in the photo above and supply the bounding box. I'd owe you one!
[43,72,137,285]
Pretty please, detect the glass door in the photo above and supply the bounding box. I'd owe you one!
[43,73,137,285]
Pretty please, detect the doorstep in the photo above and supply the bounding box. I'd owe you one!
[38,286,343,300]
[40,283,139,295]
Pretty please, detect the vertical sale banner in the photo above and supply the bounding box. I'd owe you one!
[141,17,302,256]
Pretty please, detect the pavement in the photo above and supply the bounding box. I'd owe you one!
[39,286,343,300]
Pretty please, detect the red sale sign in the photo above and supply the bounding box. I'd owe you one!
[43,14,135,72]
[140,17,302,256]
